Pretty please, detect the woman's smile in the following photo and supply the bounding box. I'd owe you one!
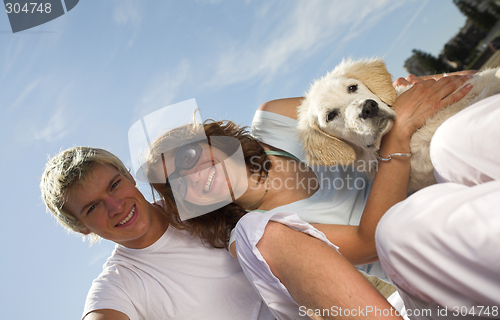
[203,166,217,193]
[185,161,232,204]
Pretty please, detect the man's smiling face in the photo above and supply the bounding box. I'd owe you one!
[65,163,165,249]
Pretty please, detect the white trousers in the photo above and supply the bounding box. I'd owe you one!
[376,94,500,320]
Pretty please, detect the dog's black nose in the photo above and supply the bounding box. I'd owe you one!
[360,100,379,119]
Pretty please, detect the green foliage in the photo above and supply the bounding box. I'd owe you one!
[405,1,499,74]
[488,0,500,15]
[444,42,470,62]
[406,49,452,75]
[453,0,498,31]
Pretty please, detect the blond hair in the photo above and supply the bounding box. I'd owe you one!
[40,147,130,240]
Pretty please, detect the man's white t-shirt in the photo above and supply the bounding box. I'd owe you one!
[83,225,273,320]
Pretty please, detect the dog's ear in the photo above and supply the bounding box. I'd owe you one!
[346,59,397,106]
[299,125,356,166]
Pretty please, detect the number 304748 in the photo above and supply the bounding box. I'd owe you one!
[5,3,52,14]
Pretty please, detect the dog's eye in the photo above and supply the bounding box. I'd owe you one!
[348,84,358,93]
[326,110,338,122]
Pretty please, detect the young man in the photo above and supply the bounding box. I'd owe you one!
[40,147,273,320]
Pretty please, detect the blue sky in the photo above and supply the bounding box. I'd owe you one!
[0,1,466,319]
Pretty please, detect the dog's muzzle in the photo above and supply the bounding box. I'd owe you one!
[360,99,379,119]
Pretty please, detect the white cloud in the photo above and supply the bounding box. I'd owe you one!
[132,59,192,121]
[205,0,401,88]
[195,0,224,4]
[35,105,68,142]
[8,78,42,111]
[35,85,73,142]
[1,32,62,88]
[112,0,143,46]
[113,0,142,26]
[1,39,27,83]
[385,0,430,55]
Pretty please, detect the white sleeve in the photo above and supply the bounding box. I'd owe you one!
[82,268,139,320]
[431,94,500,186]
[251,110,306,162]
[376,180,500,313]
[235,210,338,320]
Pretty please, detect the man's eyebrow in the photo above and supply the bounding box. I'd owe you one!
[79,173,121,216]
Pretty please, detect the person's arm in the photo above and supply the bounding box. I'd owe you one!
[257,221,402,320]
[83,309,129,320]
[257,72,477,118]
[257,97,303,120]
[259,75,473,265]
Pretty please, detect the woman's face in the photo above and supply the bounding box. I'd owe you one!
[155,141,248,208]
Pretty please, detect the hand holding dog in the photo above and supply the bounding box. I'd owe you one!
[298,58,497,192]
[393,70,477,87]
[390,74,473,142]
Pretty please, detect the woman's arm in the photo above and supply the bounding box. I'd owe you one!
[84,309,129,320]
[259,74,476,120]
[258,97,303,120]
[257,221,402,320]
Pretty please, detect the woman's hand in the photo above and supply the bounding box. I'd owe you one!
[391,74,473,141]
[393,74,426,87]
[393,70,478,87]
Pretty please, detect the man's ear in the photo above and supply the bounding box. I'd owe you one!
[75,222,91,235]
[79,229,91,235]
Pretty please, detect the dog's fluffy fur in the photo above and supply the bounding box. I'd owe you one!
[297,58,500,193]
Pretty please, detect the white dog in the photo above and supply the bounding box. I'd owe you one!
[297,58,500,193]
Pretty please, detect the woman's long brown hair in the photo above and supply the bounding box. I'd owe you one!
[147,119,271,249]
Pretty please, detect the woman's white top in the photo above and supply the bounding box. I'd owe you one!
[230,110,390,320]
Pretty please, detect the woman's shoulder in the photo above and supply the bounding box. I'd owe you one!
[257,97,303,120]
